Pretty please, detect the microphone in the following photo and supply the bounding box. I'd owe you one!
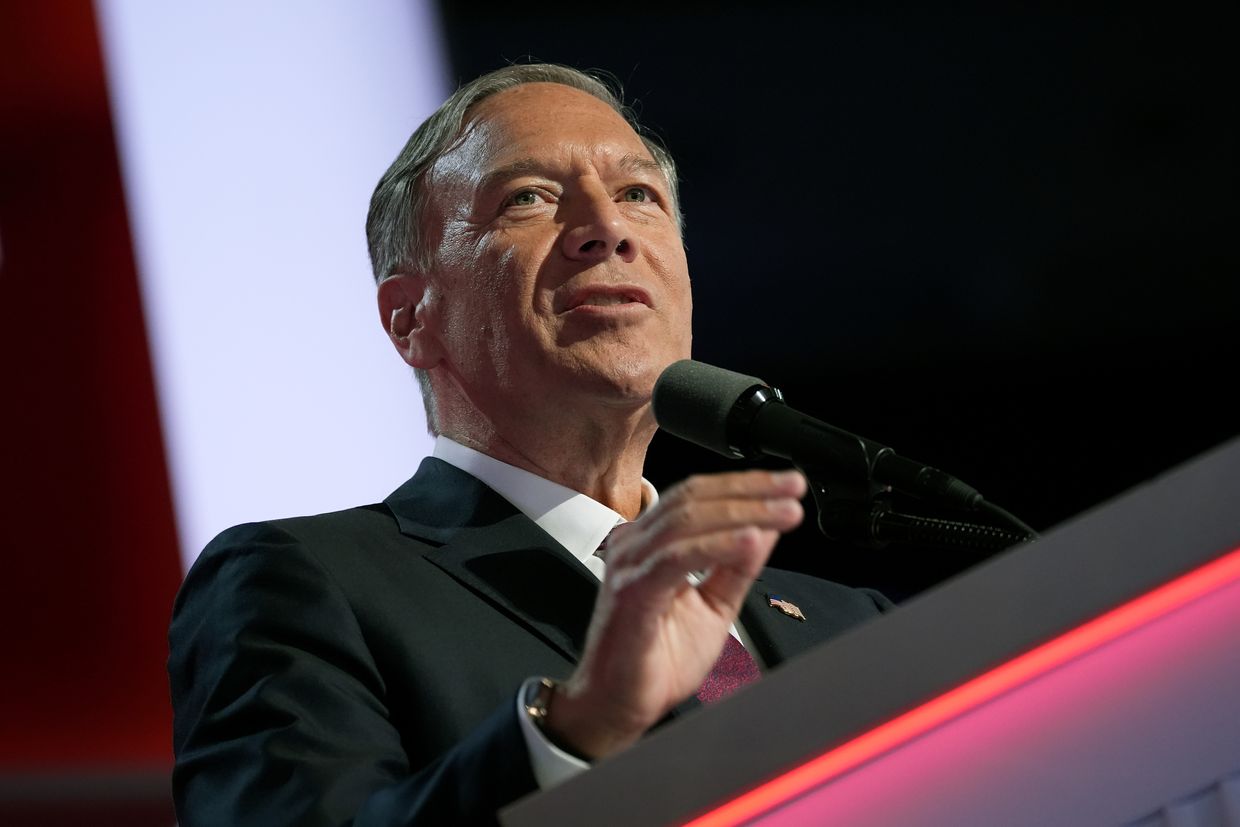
[652,359,983,511]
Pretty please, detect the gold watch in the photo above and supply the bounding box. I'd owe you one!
[524,677,557,728]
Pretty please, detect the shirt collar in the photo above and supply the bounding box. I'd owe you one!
[432,436,657,566]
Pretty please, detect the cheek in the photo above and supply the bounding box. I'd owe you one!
[488,232,561,311]
[485,245,521,293]
[647,243,692,299]
[435,221,479,273]
[450,245,546,349]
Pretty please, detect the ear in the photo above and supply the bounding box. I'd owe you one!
[377,273,442,369]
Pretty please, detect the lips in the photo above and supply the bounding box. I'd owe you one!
[558,284,652,313]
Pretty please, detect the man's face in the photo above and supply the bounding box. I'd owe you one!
[420,82,692,424]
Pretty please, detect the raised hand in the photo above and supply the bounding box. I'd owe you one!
[544,469,807,759]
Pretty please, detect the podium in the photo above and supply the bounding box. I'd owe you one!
[501,436,1240,827]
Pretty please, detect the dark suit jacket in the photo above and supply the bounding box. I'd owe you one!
[169,458,891,826]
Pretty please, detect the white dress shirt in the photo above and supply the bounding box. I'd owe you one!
[431,436,751,790]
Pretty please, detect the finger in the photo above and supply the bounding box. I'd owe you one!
[617,495,803,562]
[692,527,782,610]
[608,524,779,612]
[659,469,807,509]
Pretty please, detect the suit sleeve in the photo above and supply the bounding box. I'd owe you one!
[861,586,896,613]
[169,522,537,827]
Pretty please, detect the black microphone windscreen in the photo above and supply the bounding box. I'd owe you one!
[652,360,768,457]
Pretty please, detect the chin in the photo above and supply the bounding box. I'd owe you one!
[572,351,666,403]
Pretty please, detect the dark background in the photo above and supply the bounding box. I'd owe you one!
[438,2,1237,600]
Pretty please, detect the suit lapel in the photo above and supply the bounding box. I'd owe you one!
[740,573,820,669]
[385,458,600,662]
[383,459,839,694]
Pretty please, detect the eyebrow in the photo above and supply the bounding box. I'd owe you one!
[616,153,665,178]
[477,153,665,194]
[477,158,545,194]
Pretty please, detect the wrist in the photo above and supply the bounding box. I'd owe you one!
[537,677,646,761]
[525,677,599,762]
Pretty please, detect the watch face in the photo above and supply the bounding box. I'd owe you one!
[525,677,556,722]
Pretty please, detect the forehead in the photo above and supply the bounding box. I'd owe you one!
[432,83,656,188]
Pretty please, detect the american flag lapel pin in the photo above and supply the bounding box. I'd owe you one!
[767,593,806,621]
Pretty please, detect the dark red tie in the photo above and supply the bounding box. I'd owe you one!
[696,635,761,704]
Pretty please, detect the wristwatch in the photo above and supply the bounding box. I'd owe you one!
[524,676,558,729]
[524,676,594,761]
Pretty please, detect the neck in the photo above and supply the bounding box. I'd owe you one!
[439,399,655,520]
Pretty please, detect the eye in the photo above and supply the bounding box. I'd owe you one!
[508,189,540,207]
[622,186,652,203]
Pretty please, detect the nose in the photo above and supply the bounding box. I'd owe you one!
[560,191,640,264]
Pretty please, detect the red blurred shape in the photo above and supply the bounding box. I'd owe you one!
[0,1,182,773]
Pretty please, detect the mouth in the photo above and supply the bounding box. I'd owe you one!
[559,285,653,313]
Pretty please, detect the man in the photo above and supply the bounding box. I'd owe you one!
[169,64,890,826]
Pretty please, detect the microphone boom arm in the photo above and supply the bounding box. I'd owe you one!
[742,387,1036,551]
[651,359,1039,551]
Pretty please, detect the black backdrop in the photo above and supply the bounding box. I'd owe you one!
[435,2,1236,601]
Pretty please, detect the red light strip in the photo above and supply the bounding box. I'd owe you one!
[684,544,1240,827]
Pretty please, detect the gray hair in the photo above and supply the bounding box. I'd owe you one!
[365,63,682,434]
